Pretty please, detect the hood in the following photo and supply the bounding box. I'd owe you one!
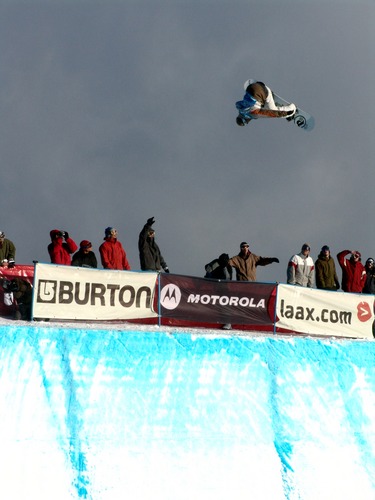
[50,229,62,241]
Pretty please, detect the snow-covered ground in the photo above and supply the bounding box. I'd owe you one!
[0,318,375,499]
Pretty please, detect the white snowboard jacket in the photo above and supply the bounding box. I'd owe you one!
[287,252,315,288]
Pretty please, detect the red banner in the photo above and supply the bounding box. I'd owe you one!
[160,274,276,326]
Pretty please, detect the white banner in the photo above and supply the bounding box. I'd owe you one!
[32,264,158,320]
[276,284,374,339]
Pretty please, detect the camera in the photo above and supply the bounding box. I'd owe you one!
[1,279,19,292]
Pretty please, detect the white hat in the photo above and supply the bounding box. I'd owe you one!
[0,231,4,238]
[244,79,256,90]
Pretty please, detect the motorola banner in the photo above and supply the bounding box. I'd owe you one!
[159,274,276,326]
[32,263,158,320]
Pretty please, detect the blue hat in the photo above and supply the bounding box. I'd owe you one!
[105,227,113,236]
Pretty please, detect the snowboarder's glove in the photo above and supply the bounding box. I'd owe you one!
[164,267,170,273]
[147,217,155,226]
[63,231,69,240]
[8,259,15,268]
[271,258,279,263]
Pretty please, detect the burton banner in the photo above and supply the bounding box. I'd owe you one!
[32,263,158,320]
[159,274,276,326]
[276,284,375,339]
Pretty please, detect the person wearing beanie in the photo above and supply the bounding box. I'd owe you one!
[72,240,98,268]
[315,245,340,291]
[363,258,375,294]
[0,231,16,268]
[48,229,78,265]
[99,227,131,270]
[228,241,279,282]
[287,243,315,287]
[337,249,366,293]
[138,217,169,273]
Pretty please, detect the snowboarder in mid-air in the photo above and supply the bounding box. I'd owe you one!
[235,79,297,126]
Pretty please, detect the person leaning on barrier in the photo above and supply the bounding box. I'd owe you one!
[205,253,233,330]
[228,241,279,281]
[287,243,315,287]
[205,253,232,280]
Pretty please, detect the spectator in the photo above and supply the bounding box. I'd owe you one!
[99,227,131,270]
[228,241,279,281]
[205,252,233,330]
[337,249,366,293]
[138,217,169,272]
[315,245,340,291]
[205,253,232,280]
[48,230,78,265]
[287,243,315,287]
[0,277,32,320]
[72,240,98,268]
[362,258,375,294]
[0,231,16,268]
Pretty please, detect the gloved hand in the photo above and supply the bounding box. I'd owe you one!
[8,259,15,269]
[164,267,170,273]
[271,258,280,263]
[147,217,155,226]
[63,231,69,240]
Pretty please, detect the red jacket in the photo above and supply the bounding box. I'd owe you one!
[337,250,366,293]
[48,230,78,265]
[99,237,131,270]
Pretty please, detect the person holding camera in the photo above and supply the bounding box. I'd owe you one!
[0,277,32,320]
[0,231,16,268]
[48,229,78,265]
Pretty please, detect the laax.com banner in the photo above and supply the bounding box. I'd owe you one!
[32,263,158,320]
[160,274,276,326]
[276,284,374,339]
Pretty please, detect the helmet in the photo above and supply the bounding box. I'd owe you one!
[244,79,256,91]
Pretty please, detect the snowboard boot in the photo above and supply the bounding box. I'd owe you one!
[286,106,298,121]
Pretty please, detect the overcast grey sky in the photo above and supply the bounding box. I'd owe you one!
[0,0,374,284]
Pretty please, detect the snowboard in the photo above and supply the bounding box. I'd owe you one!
[273,92,315,132]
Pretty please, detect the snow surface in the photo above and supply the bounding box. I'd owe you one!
[0,317,375,500]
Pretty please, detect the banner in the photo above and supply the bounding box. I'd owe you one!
[276,284,375,339]
[32,264,158,321]
[160,274,276,326]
